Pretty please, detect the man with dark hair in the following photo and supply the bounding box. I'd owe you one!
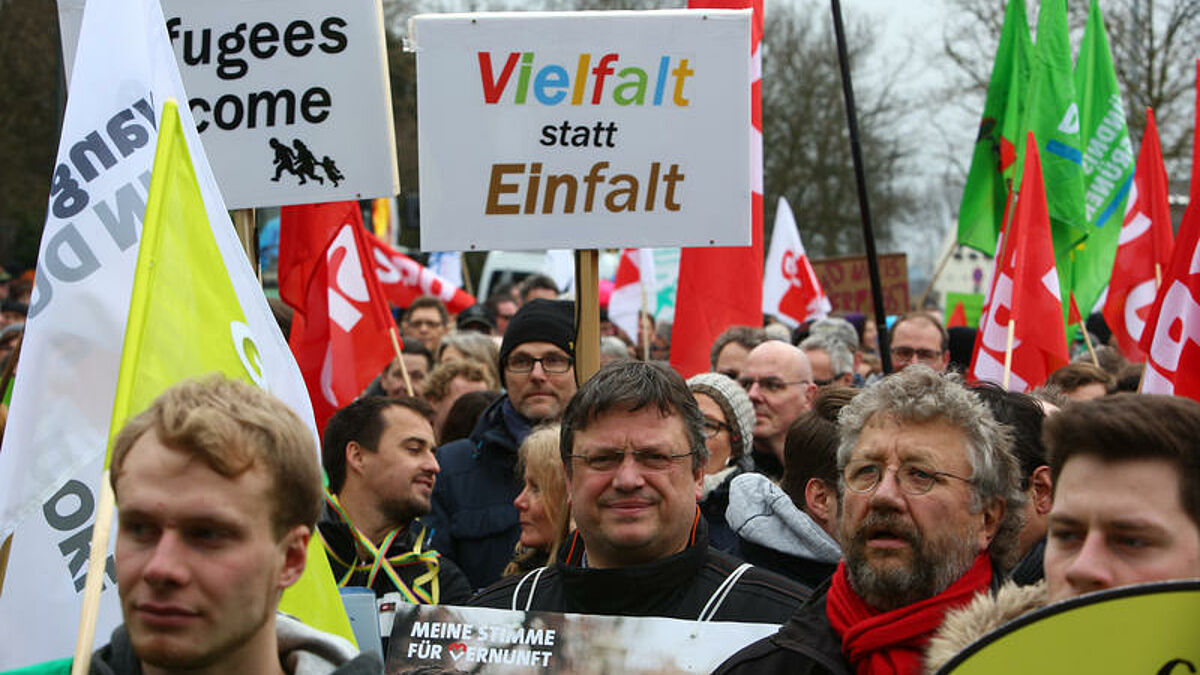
[1043,393,1200,601]
[517,274,560,303]
[320,396,472,640]
[1044,361,1113,401]
[376,339,434,397]
[715,367,1024,675]
[727,409,843,588]
[96,376,381,674]
[709,325,767,381]
[402,296,450,353]
[970,382,1053,585]
[471,361,807,622]
[427,299,578,589]
[484,291,518,335]
[888,312,950,373]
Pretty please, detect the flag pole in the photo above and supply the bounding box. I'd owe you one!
[387,327,415,397]
[830,0,892,373]
[640,281,650,362]
[1077,317,1100,367]
[1002,319,1016,390]
[574,249,601,383]
[0,533,11,597]
[917,242,958,311]
[70,473,116,675]
[232,208,259,280]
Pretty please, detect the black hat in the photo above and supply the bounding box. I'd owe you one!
[456,303,496,333]
[499,299,575,385]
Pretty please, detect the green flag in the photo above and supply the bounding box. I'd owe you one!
[1072,0,1135,318]
[106,98,355,645]
[956,0,1033,255]
[1015,0,1088,320]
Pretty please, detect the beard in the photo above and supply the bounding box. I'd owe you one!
[841,508,979,612]
[380,492,431,528]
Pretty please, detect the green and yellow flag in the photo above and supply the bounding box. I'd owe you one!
[105,99,354,644]
[1072,0,1135,320]
[956,0,1033,255]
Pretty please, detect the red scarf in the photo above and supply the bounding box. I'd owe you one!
[825,552,992,675]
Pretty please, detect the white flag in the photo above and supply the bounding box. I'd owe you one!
[0,0,315,666]
[609,248,658,344]
[762,197,830,327]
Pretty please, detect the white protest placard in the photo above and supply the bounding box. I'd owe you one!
[386,605,778,673]
[411,10,751,251]
[162,0,398,208]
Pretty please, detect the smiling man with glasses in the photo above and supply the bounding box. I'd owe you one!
[739,340,817,480]
[714,366,1024,675]
[427,299,578,590]
[472,361,806,623]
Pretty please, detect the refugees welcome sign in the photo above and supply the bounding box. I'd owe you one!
[411,10,751,251]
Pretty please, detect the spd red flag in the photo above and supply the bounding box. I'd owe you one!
[1138,61,1200,399]
[1103,108,1175,361]
[671,0,764,377]
[364,231,475,313]
[279,201,398,431]
[969,133,1069,391]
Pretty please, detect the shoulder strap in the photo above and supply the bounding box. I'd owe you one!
[511,566,549,612]
[697,562,753,622]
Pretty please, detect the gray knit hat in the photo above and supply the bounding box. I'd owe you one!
[687,372,755,461]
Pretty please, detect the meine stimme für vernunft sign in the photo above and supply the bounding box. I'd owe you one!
[411,10,752,251]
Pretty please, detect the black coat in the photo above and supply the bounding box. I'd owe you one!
[424,396,527,591]
[469,519,808,624]
[711,581,850,675]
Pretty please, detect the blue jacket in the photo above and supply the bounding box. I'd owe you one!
[425,396,529,591]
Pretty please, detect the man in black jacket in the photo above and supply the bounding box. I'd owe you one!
[471,361,807,623]
[426,299,577,590]
[320,396,473,641]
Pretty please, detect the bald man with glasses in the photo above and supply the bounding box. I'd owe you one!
[738,341,817,480]
[471,361,806,622]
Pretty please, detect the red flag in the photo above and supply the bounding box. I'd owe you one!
[364,231,475,313]
[609,248,656,344]
[1067,293,1084,326]
[671,0,764,377]
[969,133,1069,391]
[947,301,968,328]
[1138,61,1200,399]
[279,201,398,432]
[762,197,830,327]
[1103,108,1175,361]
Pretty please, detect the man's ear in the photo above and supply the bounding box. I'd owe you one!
[346,441,368,476]
[277,525,311,590]
[693,465,704,503]
[804,478,836,532]
[976,497,1005,551]
[1031,465,1053,516]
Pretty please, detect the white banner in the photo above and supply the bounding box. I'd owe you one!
[0,0,317,666]
[411,10,751,251]
[56,0,399,210]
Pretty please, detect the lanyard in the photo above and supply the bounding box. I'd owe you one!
[323,492,441,605]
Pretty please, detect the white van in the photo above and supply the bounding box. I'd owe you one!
[476,250,620,301]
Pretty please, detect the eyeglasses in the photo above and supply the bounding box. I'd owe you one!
[843,461,973,495]
[506,353,574,374]
[737,376,811,393]
[569,449,695,472]
[405,319,444,330]
[702,418,730,439]
[890,346,943,363]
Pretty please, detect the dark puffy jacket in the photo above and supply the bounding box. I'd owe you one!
[424,396,527,591]
[469,518,808,624]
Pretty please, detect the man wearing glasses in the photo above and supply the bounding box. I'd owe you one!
[738,340,818,480]
[472,361,806,622]
[888,311,950,373]
[427,299,577,590]
[401,296,450,353]
[714,366,1024,675]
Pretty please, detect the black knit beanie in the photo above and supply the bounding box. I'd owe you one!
[498,299,576,386]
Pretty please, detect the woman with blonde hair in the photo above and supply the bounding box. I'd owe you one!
[437,331,501,386]
[504,425,571,576]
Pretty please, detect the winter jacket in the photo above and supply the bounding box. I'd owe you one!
[318,506,474,605]
[469,518,808,624]
[87,613,383,674]
[923,580,1048,674]
[1009,537,1046,586]
[425,396,529,591]
[726,472,841,589]
[700,457,751,555]
[711,581,851,675]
